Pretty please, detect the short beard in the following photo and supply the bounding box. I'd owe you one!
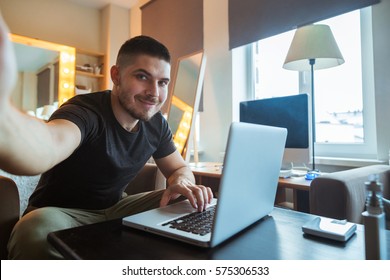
[118,95,162,122]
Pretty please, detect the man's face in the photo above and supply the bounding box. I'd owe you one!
[112,54,170,122]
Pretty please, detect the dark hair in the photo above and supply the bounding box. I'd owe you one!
[116,35,171,67]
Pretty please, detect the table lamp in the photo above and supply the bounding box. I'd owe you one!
[283,24,344,171]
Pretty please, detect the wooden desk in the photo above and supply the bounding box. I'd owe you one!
[190,163,311,212]
[47,207,390,260]
[278,176,311,212]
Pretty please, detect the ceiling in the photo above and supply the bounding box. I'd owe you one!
[65,0,139,9]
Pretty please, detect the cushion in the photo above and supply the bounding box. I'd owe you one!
[0,170,40,216]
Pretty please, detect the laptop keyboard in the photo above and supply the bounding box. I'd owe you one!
[162,205,216,236]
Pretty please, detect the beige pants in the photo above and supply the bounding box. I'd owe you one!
[7,190,164,259]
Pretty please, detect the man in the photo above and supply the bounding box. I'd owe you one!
[0,13,212,259]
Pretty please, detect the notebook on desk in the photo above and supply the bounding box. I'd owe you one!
[122,122,287,248]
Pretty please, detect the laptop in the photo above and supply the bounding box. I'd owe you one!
[122,122,287,248]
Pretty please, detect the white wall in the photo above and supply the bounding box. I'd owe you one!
[10,72,38,113]
[129,0,150,37]
[10,73,23,108]
[200,0,233,162]
[21,73,37,111]
[372,0,390,162]
[101,4,131,90]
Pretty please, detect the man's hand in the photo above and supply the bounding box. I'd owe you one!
[160,178,213,212]
[0,11,17,106]
[155,151,214,212]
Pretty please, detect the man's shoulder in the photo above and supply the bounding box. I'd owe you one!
[151,111,165,121]
[59,90,111,117]
[50,90,111,126]
[67,90,110,106]
[139,112,171,140]
[145,111,167,128]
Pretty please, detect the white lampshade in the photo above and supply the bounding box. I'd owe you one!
[283,24,345,71]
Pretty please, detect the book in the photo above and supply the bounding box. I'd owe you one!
[302,216,357,242]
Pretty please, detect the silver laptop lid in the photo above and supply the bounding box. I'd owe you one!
[211,122,287,247]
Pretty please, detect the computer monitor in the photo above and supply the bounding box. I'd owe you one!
[240,94,310,169]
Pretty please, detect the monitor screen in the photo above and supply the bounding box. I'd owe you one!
[240,94,310,168]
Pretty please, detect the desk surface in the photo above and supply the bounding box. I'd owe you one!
[190,162,311,191]
[189,162,223,178]
[47,207,390,260]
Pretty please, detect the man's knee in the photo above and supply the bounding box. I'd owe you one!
[7,207,72,259]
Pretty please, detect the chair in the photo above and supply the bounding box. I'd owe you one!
[0,175,20,260]
[310,164,390,226]
[124,163,163,195]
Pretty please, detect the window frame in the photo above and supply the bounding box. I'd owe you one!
[314,8,377,160]
[250,7,378,162]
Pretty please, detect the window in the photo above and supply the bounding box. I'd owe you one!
[313,12,363,144]
[254,31,298,99]
[253,8,376,160]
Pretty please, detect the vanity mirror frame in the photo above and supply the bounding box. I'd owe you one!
[10,34,76,110]
[167,50,206,162]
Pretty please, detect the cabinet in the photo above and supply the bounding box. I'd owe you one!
[75,49,107,94]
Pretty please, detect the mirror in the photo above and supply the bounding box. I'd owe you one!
[10,34,76,119]
[167,50,206,162]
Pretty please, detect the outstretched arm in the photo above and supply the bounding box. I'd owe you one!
[155,150,214,212]
[0,12,80,175]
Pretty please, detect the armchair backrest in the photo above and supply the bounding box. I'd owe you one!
[310,164,390,224]
[124,163,161,195]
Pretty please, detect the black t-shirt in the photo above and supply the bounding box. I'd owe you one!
[28,91,176,210]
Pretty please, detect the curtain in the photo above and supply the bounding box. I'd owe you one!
[228,0,380,49]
